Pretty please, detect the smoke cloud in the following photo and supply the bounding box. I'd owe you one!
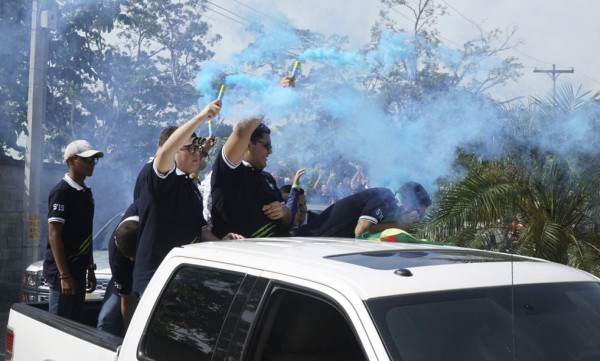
[194,28,513,194]
[4,2,600,239]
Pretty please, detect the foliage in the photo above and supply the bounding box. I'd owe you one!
[368,0,523,110]
[531,83,590,116]
[0,0,30,157]
[421,96,600,276]
[11,0,220,167]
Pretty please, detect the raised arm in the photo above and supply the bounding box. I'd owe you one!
[222,117,263,166]
[155,100,221,174]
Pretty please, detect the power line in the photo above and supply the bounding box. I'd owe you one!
[576,70,600,85]
[204,5,249,27]
[438,0,480,28]
[207,0,323,55]
[206,1,254,25]
[382,0,463,48]
[438,0,589,73]
[228,0,290,28]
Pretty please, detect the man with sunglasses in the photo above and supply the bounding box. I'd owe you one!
[132,100,243,296]
[210,118,292,238]
[43,140,103,321]
[292,181,432,238]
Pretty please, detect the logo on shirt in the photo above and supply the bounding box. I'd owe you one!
[52,203,65,212]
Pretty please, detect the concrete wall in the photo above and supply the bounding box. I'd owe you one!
[0,157,132,293]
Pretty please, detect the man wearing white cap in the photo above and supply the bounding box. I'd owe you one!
[43,139,104,321]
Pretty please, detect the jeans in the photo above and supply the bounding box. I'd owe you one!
[48,273,86,322]
[97,278,123,336]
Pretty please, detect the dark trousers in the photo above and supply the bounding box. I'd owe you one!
[48,272,86,322]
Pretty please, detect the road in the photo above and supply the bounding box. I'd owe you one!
[0,281,20,357]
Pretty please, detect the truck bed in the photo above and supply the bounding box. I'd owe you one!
[8,302,122,360]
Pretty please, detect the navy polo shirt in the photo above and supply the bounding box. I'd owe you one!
[293,187,398,237]
[109,202,138,296]
[132,160,207,293]
[133,161,152,201]
[43,174,95,286]
[211,146,287,238]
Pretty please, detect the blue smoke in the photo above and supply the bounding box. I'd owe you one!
[194,22,600,198]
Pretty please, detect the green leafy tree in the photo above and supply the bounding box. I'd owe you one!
[422,84,600,276]
[0,0,30,158]
[40,0,221,167]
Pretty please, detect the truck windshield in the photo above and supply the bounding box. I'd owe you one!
[92,211,124,250]
[367,282,600,361]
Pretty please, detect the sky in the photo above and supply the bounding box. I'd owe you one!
[203,0,600,102]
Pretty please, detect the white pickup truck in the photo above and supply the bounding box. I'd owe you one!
[6,238,600,361]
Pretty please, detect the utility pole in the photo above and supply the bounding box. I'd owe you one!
[533,64,574,106]
[24,0,56,266]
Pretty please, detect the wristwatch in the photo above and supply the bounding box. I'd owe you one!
[88,263,97,270]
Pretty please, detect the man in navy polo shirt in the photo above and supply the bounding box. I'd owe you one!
[292,182,432,238]
[211,118,292,238]
[133,100,243,296]
[97,201,138,336]
[43,140,103,321]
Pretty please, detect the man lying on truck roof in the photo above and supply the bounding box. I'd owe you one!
[291,181,432,238]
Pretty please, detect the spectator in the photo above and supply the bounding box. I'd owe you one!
[292,182,432,238]
[350,165,369,192]
[43,140,103,321]
[193,136,217,229]
[133,101,243,296]
[210,119,292,238]
[97,202,139,336]
[279,168,308,226]
[312,169,336,204]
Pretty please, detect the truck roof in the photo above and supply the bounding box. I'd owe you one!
[171,237,598,299]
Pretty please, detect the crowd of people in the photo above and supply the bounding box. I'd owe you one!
[271,164,371,205]
[42,75,432,337]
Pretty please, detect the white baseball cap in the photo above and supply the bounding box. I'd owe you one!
[63,140,104,162]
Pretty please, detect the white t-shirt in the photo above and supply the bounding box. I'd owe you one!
[199,171,213,230]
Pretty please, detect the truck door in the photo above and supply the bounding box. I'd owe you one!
[136,265,268,361]
[242,286,370,361]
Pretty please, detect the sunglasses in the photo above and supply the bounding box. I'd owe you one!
[255,140,272,152]
[180,144,201,154]
[73,156,100,164]
[180,144,209,158]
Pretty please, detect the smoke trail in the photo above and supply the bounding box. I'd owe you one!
[195,61,224,100]
[298,48,362,67]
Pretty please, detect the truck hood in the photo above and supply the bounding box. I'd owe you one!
[25,250,111,276]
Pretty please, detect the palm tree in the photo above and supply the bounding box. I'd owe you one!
[421,150,600,275]
[418,81,600,275]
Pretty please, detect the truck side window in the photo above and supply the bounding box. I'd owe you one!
[139,266,245,361]
[251,289,367,361]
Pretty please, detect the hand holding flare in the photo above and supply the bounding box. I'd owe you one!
[209,85,226,136]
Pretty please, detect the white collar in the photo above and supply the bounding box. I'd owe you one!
[63,173,86,191]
